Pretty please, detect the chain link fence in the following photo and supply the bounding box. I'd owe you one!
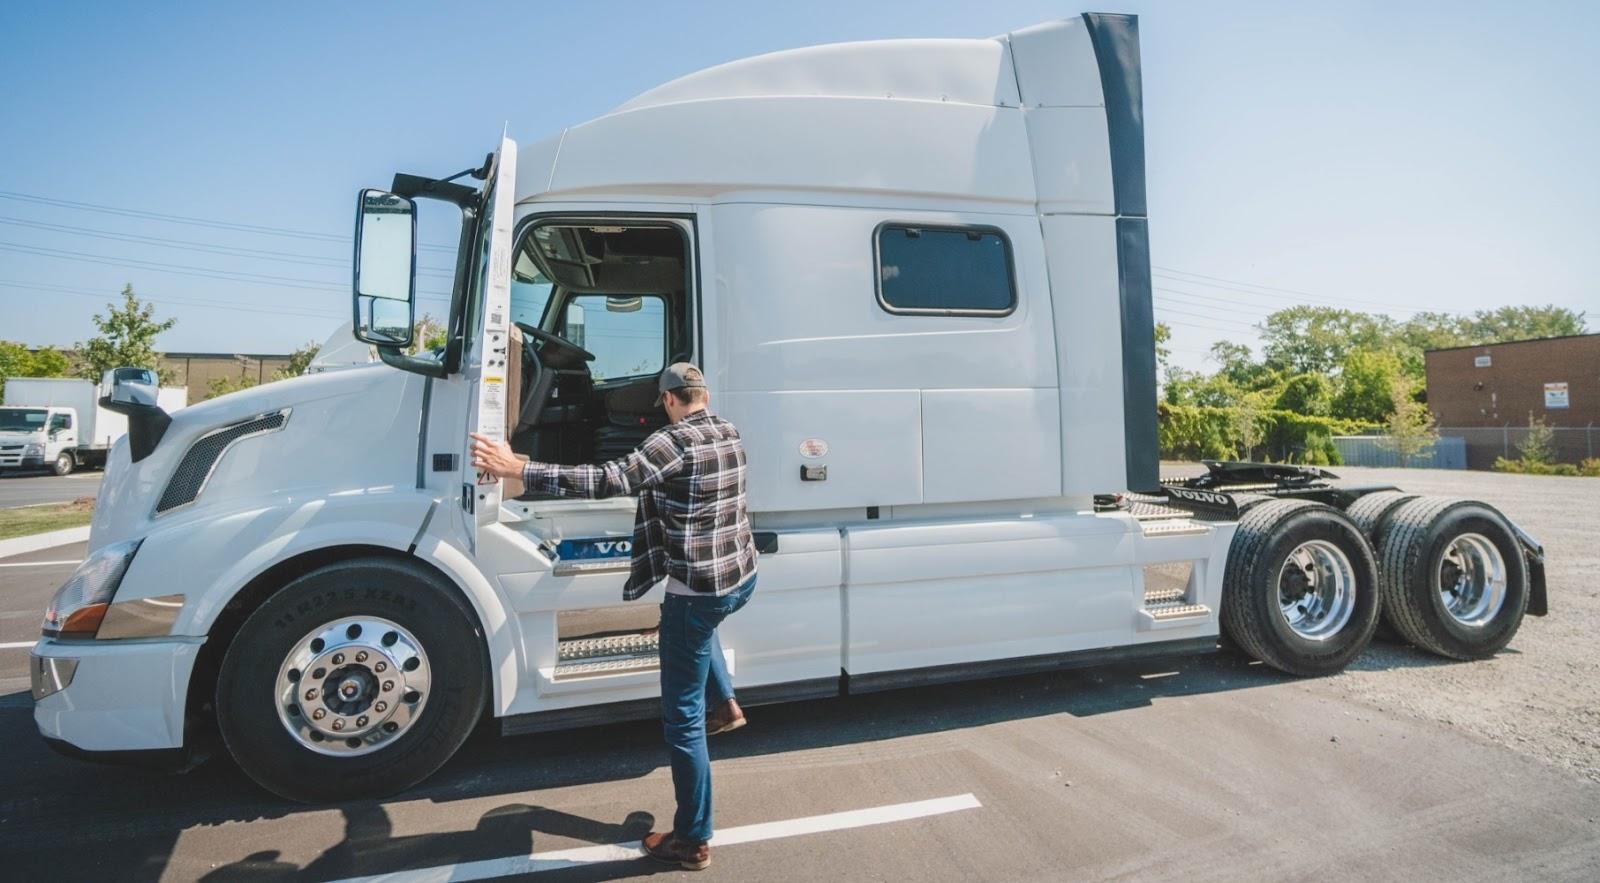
[1338,424,1599,470]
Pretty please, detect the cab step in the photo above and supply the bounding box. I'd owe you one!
[553,631,659,681]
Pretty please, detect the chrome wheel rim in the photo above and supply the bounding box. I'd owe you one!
[274,616,430,756]
[1437,533,1506,627]
[1277,540,1357,641]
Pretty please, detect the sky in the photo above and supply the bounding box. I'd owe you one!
[1,0,1597,372]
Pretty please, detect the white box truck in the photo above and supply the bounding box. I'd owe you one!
[29,13,1547,802]
[0,375,186,475]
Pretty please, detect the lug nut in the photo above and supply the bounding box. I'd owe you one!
[312,708,326,720]
[374,701,388,713]
[357,715,369,727]
[374,662,387,673]
[332,653,345,665]
[332,719,345,731]
[356,651,368,663]
[383,680,394,692]
[305,688,318,700]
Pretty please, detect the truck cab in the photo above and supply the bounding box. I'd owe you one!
[0,405,78,475]
[29,13,1544,803]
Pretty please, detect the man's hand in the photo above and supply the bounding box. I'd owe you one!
[469,433,525,480]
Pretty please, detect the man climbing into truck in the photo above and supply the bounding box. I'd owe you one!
[471,361,757,871]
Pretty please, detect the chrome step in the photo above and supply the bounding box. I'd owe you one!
[1143,587,1188,605]
[554,631,659,681]
[1139,519,1208,536]
[1145,601,1211,620]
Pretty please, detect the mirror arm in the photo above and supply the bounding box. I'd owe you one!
[377,345,447,379]
[391,173,478,207]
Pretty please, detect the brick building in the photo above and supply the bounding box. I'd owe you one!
[160,352,294,401]
[1424,333,1600,468]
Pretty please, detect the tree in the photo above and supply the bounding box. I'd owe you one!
[75,285,176,382]
[1230,393,1268,461]
[1153,321,1172,375]
[1272,372,1333,417]
[1516,414,1556,465]
[407,314,447,355]
[207,374,259,399]
[1378,377,1438,467]
[1332,348,1406,423]
[273,341,321,380]
[1258,305,1391,376]
[0,341,73,403]
[1468,305,1585,343]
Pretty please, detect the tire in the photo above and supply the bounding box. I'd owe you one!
[1343,491,1417,543]
[1374,497,1528,661]
[215,557,487,803]
[1221,499,1381,677]
[52,452,74,476]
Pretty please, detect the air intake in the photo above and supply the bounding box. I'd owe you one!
[155,409,289,514]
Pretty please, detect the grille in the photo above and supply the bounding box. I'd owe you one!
[155,410,288,513]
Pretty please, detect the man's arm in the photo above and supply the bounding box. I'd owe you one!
[470,431,685,500]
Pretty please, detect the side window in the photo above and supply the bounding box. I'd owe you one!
[50,413,72,431]
[560,294,666,382]
[875,224,1016,315]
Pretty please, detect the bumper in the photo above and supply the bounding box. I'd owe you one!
[31,637,203,753]
[0,454,46,468]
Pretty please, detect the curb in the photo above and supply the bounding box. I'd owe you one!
[0,526,91,561]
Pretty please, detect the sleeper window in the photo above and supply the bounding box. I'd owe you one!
[875,224,1016,315]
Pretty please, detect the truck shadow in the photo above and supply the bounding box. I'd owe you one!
[7,641,1460,881]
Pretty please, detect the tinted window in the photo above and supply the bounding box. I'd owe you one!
[876,225,1015,314]
[50,414,72,431]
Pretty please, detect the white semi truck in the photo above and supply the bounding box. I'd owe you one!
[0,374,186,475]
[30,13,1547,803]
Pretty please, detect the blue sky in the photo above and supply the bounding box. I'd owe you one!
[1,0,1596,372]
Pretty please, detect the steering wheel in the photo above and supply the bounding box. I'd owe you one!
[514,321,594,367]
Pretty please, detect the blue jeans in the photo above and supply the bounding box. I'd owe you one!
[658,574,755,844]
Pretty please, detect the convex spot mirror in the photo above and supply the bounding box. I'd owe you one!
[352,189,417,347]
[100,367,158,408]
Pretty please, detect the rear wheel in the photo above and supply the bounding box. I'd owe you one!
[1221,499,1380,676]
[1343,491,1417,542]
[215,557,487,803]
[1374,497,1528,660]
[52,452,74,476]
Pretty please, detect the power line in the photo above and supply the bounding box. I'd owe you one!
[0,280,345,321]
[0,189,457,252]
[0,241,452,305]
[1152,266,1443,314]
[0,216,455,276]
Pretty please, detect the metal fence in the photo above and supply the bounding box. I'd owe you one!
[1338,425,1599,470]
[1332,435,1467,469]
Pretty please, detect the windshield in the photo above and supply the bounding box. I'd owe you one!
[0,409,47,432]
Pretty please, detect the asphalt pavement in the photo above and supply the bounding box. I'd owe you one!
[0,470,103,508]
[1,475,1598,881]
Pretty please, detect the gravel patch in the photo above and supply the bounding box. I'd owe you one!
[1165,463,1600,783]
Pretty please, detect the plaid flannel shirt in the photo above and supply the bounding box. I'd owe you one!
[521,409,757,600]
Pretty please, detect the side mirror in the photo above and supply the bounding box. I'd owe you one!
[100,367,159,408]
[352,189,417,347]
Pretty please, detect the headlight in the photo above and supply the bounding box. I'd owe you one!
[42,539,143,639]
[24,443,44,456]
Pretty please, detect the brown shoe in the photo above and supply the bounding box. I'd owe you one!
[706,698,746,736]
[643,831,710,870]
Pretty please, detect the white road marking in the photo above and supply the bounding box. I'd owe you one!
[0,560,80,568]
[329,792,982,882]
[0,641,38,650]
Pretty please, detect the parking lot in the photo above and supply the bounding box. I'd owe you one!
[1,466,1597,881]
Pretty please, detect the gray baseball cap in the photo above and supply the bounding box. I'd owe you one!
[655,361,707,406]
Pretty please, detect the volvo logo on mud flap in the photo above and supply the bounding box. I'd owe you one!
[555,537,633,561]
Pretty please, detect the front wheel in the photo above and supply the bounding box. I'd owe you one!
[215,557,487,803]
[1221,499,1381,677]
[52,452,74,476]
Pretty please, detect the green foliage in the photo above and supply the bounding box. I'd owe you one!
[1272,373,1333,417]
[0,341,72,402]
[74,284,176,383]
[1158,403,1368,465]
[206,374,259,399]
[1516,414,1556,465]
[1259,306,1390,376]
[1154,322,1172,373]
[273,341,321,380]
[1378,376,1439,466]
[1493,456,1595,477]
[407,314,447,355]
[1332,348,1406,423]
